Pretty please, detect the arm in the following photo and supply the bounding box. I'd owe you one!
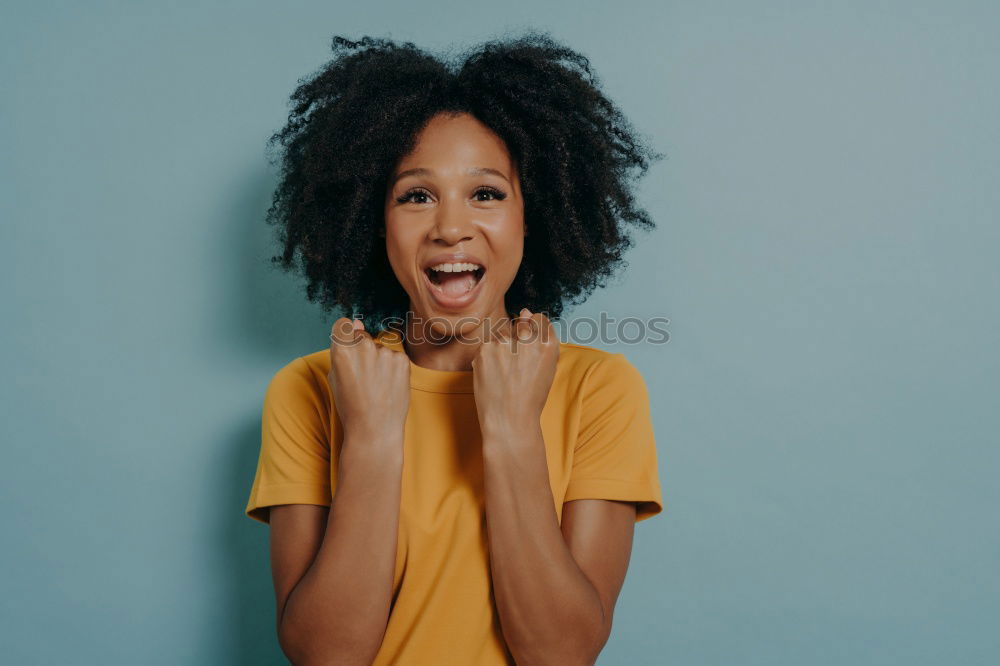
[249,318,411,664]
[269,431,403,665]
[482,422,637,666]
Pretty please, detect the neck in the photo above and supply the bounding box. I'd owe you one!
[401,304,512,372]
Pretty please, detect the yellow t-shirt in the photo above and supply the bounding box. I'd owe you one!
[245,329,664,664]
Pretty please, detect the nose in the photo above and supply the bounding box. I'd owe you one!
[430,197,475,245]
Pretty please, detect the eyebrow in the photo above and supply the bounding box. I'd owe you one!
[392,167,510,185]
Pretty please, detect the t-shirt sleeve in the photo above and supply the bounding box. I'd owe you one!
[564,352,664,523]
[245,357,333,524]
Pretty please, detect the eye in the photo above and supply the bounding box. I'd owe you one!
[396,188,432,204]
[397,186,508,204]
[474,186,507,202]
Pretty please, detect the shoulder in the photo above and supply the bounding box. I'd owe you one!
[556,340,615,376]
[264,352,330,409]
[297,348,331,378]
[556,341,647,395]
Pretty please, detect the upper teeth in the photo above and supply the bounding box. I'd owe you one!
[429,262,482,273]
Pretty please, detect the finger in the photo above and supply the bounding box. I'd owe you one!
[514,313,536,355]
[485,316,510,345]
[530,311,547,342]
[516,309,543,346]
[330,317,357,346]
[332,317,370,348]
[505,312,524,353]
[515,308,533,341]
[351,318,371,346]
[350,318,375,347]
[522,312,545,344]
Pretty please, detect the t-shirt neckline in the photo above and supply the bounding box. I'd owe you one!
[375,329,475,394]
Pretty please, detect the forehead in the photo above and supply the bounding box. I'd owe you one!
[395,112,515,176]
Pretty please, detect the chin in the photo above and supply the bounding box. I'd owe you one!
[404,302,491,342]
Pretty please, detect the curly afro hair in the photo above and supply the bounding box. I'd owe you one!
[265,30,663,334]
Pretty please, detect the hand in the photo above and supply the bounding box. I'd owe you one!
[471,308,560,439]
[327,317,410,442]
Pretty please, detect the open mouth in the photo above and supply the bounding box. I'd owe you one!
[423,262,487,298]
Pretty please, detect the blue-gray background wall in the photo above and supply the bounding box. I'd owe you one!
[2,1,997,664]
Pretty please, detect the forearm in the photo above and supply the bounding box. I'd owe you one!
[279,430,403,665]
[482,423,606,665]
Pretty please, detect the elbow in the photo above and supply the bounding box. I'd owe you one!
[277,620,320,666]
[565,590,612,665]
[278,617,380,666]
[571,619,612,666]
[508,642,604,666]
[507,604,610,666]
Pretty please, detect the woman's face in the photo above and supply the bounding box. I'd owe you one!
[384,111,525,340]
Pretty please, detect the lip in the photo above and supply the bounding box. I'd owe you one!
[421,252,487,271]
[420,259,487,311]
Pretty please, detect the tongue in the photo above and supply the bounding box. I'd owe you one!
[438,271,477,297]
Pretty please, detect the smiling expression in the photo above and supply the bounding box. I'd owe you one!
[383,111,526,340]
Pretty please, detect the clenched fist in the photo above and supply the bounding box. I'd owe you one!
[327,317,411,443]
[471,308,560,439]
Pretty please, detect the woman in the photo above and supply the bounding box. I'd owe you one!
[245,31,665,665]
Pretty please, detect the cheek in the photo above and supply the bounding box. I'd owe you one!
[482,221,525,290]
[499,217,526,266]
[384,243,409,286]
[383,222,422,286]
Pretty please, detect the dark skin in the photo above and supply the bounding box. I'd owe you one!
[268,112,636,665]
